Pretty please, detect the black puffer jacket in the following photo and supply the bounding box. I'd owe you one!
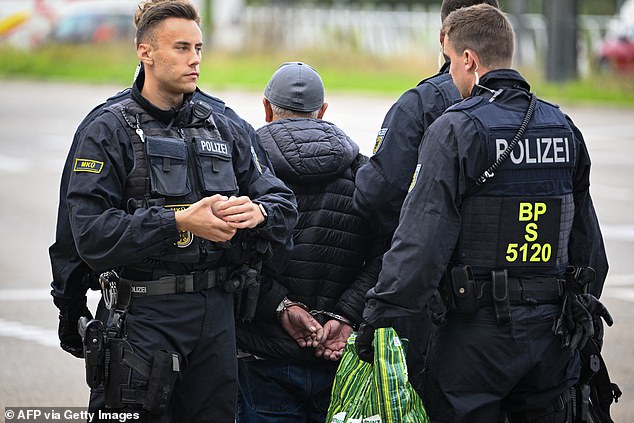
[236,118,381,361]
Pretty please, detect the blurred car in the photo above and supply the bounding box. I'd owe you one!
[49,1,136,44]
[597,0,634,74]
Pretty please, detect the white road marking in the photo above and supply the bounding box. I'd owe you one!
[0,317,59,349]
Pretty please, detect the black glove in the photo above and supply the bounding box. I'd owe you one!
[355,322,376,363]
[54,296,93,358]
[578,293,613,327]
[553,292,613,351]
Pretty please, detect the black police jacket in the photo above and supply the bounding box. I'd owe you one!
[363,69,609,326]
[353,62,461,239]
[50,69,296,298]
[236,118,381,361]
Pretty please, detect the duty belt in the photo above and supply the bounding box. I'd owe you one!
[447,265,566,325]
[476,275,565,306]
[116,268,227,310]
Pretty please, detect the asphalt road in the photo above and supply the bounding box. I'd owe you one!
[0,80,632,422]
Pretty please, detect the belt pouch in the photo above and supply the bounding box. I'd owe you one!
[451,265,478,313]
[492,269,511,324]
[143,350,181,415]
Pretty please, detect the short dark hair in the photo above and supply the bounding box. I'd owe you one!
[440,0,500,22]
[134,0,200,46]
[441,4,514,69]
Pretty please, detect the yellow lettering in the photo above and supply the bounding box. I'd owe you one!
[534,202,547,220]
[519,202,547,221]
[518,202,533,221]
[524,223,538,241]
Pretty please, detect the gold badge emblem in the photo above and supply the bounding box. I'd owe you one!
[164,204,194,248]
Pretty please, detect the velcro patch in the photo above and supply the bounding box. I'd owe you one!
[497,197,562,267]
[73,158,104,173]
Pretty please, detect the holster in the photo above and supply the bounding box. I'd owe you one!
[104,338,181,415]
[78,317,105,389]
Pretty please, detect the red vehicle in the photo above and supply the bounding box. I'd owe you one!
[598,26,634,74]
[598,0,634,74]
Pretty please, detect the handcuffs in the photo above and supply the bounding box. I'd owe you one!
[275,297,358,330]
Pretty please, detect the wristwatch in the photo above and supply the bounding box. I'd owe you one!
[255,202,268,224]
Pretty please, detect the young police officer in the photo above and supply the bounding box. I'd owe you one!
[56,1,297,421]
[352,0,500,395]
[356,4,610,422]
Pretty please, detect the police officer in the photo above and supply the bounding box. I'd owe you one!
[59,1,297,422]
[352,0,500,394]
[50,18,278,363]
[356,4,609,422]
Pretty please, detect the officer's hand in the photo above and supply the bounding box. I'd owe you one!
[175,195,237,242]
[54,296,93,359]
[554,293,597,351]
[279,306,324,348]
[578,293,614,327]
[213,196,265,229]
[315,320,353,361]
[355,322,376,363]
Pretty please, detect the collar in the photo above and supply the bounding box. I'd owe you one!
[471,69,531,97]
[131,72,193,126]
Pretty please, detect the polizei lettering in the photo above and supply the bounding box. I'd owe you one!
[200,139,228,155]
[496,137,570,165]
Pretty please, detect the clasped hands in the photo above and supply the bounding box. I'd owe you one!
[174,194,265,242]
[279,305,353,361]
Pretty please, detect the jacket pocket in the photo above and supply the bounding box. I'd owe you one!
[146,136,190,197]
[193,137,238,195]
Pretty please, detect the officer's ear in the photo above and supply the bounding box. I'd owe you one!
[137,42,154,66]
[463,49,477,71]
[263,98,274,123]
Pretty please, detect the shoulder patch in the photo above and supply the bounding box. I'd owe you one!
[408,163,422,192]
[250,146,263,174]
[373,128,389,154]
[73,158,104,173]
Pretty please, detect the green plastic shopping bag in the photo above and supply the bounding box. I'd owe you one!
[326,327,429,423]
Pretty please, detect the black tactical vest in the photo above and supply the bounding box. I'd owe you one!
[105,98,239,267]
[451,96,577,278]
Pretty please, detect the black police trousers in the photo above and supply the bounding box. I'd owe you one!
[421,304,579,423]
[88,287,237,423]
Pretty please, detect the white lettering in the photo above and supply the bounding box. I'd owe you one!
[553,137,566,163]
[496,138,508,160]
[524,138,536,163]
[494,136,571,166]
[200,140,228,155]
[510,139,524,164]
[541,138,553,163]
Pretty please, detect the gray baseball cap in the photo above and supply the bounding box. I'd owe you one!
[264,62,324,113]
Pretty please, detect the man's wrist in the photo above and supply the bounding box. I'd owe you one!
[276,297,308,320]
[254,201,268,226]
[311,310,359,331]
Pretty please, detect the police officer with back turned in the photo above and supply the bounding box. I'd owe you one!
[356,4,611,422]
[61,1,297,421]
[352,0,500,394]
